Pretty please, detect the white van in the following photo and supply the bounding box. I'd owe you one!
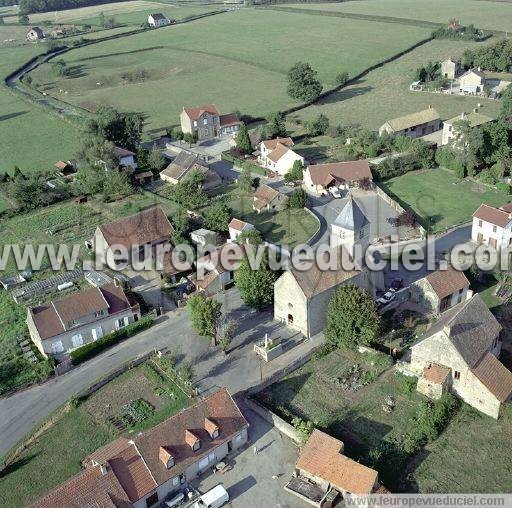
[194,485,229,508]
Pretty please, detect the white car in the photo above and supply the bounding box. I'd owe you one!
[329,187,341,198]
[377,291,396,307]
[194,485,229,508]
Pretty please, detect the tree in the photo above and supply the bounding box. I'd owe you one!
[235,250,278,310]
[204,201,232,232]
[287,188,307,208]
[102,170,132,202]
[265,112,287,139]
[237,229,262,245]
[136,146,149,168]
[325,285,380,349]
[335,71,349,86]
[166,170,206,209]
[287,62,323,102]
[188,294,221,345]
[237,165,253,194]
[148,144,165,172]
[306,114,329,137]
[284,159,304,182]
[452,119,484,174]
[235,122,252,155]
[217,318,236,354]
[18,14,29,24]
[51,59,68,77]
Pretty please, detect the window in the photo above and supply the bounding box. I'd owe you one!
[193,121,197,127]
[193,440,201,451]
[145,492,159,508]
[493,337,498,349]
[454,371,461,380]
[116,318,126,329]
[172,476,180,486]
[203,118,207,125]
[94,310,104,318]
[493,225,497,233]
[478,220,482,227]
[211,428,219,439]
[51,341,64,354]
[71,334,83,348]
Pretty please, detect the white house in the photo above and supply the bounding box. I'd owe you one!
[228,218,255,242]
[26,27,44,41]
[113,146,137,172]
[258,137,304,176]
[441,110,493,146]
[472,203,512,249]
[148,13,171,27]
[459,68,486,94]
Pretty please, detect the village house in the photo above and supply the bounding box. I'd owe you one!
[258,137,304,176]
[285,429,387,507]
[459,68,486,94]
[303,160,373,196]
[54,160,77,178]
[440,57,462,79]
[190,228,218,247]
[160,151,221,190]
[472,203,512,249]
[113,146,137,171]
[441,110,493,146]
[410,294,512,419]
[410,267,471,315]
[147,13,171,27]
[27,283,140,359]
[228,218,255,242]
[180,104,241,141]
[252,184,287,213]
[379,106,441,138]
[33,388,249,508]
[26,27,44,41]
[92,205,174,266]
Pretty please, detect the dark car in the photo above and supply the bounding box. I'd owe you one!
[390,278,403,291]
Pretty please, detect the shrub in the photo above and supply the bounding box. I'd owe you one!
[291,416,314,443]
[70,315,154,364]
[496,182,512,194]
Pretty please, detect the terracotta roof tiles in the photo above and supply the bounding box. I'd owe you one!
[471,352,512,402]
[424,267,470,300]
[473,204,511,228]
[306,161,372,187]
[183,104,220,121]
[423,363,451,384]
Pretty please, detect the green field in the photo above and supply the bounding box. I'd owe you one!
[290,0,512,32]
[28,9,431,135]
[381,168,511,232]
[0,360,191,507]
[293,37,501,130]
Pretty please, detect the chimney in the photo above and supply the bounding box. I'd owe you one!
[204,417,219,439]
[460,112,467,120]
[100,463,108,476]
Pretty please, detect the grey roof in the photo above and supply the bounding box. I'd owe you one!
[419,294,501,368]
[333,196,369,231]
[150,13,167,20]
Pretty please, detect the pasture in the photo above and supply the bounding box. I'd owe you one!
[380,168,511,232]
[290,0,512,32]
[293,38,502,130]
[28,9,431,135]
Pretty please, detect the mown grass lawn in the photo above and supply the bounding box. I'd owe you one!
[229,193,319,248]
[0,361,191,508]
[28,9,430,136]
[405,404,512,493]
[380,168,511,232]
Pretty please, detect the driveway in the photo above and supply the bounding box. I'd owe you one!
[165,137,233,161]
[191,404,309,508]
[0,289,321,460]
[125,268,176,312]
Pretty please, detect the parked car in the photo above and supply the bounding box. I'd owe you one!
[194,485,229,508]
[285,181,296,187]
[390,278,403,291]
[377,291,396,307]
[329,187,341,198]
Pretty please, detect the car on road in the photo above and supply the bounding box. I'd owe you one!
[329,187,341,198]
[285,181,297,187]
[377,291,396,307]
[390,278,403,291]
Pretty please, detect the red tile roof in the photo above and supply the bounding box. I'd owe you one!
[219,112,241,127]
[98,205,174,250]
[296,430,378,495]
[228,218,250,231]
[423,363,451,384]
[424,267,469,300]
[306,161,372,187]
[261,137,294,150]
[183,104,220,120]
[471,352,512,402]
[473,204,511,228]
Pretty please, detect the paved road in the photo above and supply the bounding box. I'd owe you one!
[0,290,320,460]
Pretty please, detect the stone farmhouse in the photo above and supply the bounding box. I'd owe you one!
[459,68,486,94]
[27,283,140,359]
[379,107,441,138]
[472,203,512,249]
[33,389,248,508]
[440,57,462,79]
[180,104,241,141]
[441,110,493,146]
[258,137,304,176]
[303,160,373,196]
[228,218,255,242]
[410,294,512,419]
[410,267,471,315]
[160,151,221,190]
[92,205,174,266]
[252,184,287,213]
[286,429,387,507]
[148,13,171,27]
[26,27,44,41]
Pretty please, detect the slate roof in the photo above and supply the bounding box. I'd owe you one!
[473,203,512,228]
[333,196,369,231]
[29,284,132,340]
[383,108,440,132]
[418,294,502,368]
[471,352,512,402]
[424,266,469,300]
[98,205,173,249]
[296,430,378,495]
[306,161,372,187]
[161,152,208,182]
[150,13,167,21]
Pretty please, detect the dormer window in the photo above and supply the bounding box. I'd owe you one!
[94,310,104,318]
[159,446,174,469]
[204,417,219,439]
[185,430,201,451]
